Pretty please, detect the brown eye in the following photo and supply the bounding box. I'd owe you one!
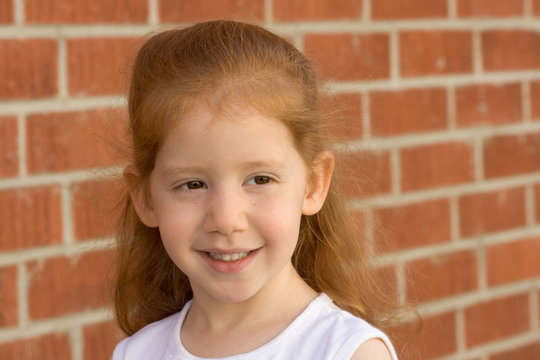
[184,180,205,189]
[252,176,271,185]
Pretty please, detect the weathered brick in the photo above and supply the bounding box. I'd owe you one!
[370,88,447,136]
[400,142,475,191]
[27,250,114,319]
[372,0,447,19]
[487,237,540,286]
[320,93,363,141]
[274,0,362,21]
[457,0,524,17]
[483,133,540,179]
[456,83,522,127]
[0,39,57,99]
[459,187,526,237]
[84,321,125,360]
[0,333,71,360]
[531,81,540,120]
[25,0,147,23]
[0,0,13,23]
[0,186,62,251]
[465,293,530,347]
[535,0,540,16]
[536,183,540,223]
[400,31,473,77]
[0,116,18,178]
[490,341,540,360]
[67,37,139,96]
[373,199,451,251]
[0,266,17,328]
[26,108,126,173]
[304,33,390,81]
[159,0,264,22]
[337,150,391,197]
[71,177,123,241]
[483,30,540,71]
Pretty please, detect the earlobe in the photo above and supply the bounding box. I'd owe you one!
[302,151,334,216]
[124,166,158,228]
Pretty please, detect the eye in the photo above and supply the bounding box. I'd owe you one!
[181,180,206,190]
[246,175,272,185]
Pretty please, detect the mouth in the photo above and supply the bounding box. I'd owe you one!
[207,251,251,262]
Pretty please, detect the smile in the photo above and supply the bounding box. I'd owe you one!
[208,251,251,262]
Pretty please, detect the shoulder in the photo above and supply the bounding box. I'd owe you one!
[113,312,182,360]
[350,339,394,360]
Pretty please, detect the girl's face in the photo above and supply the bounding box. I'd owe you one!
[137,103,328,305]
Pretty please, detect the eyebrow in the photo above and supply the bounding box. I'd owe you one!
[159,160,287,178]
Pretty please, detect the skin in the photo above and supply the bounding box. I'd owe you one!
[128,103,392,359]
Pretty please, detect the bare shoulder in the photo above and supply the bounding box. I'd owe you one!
[350,338,393,360]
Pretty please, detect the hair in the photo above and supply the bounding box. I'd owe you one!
[114,20,398,336]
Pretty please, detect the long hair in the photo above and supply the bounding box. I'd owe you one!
[114,20,396,336]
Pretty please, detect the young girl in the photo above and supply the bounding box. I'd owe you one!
[113,20,399,359]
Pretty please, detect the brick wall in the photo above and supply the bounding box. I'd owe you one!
[0,1,539,359]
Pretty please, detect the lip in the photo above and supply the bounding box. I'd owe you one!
[198,248,260,274]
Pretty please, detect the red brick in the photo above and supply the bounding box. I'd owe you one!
[159,0,264,22]
[459,187,526,237]
[320,93,363,141]
[0,39,57,99]
[71,177,123,241]
[373,199,451,251]
[304,33,390,81]
[274,0,362,21]
[372,0,447,19]
[0,266,17,328]
[0,333,71,360]
[407,251,477,302]
[337,150,391,197]
[465,293,530,347]
[536,183,540,223]
[0,116,18,178]
[400,142,475,191]
[0,0,13,23]
[27,250,114,319]
[491,341,540,360]
[400,31,473,77]
[67,37,139,96]
[0,186,62,251]
[456,83,522,127]
[392,312,457,359]
[483,133,540,179]
[84,321,125,360]
[26,108,126,173]
[457,0,524,17]
[487,237,540,286]
[531,81,540,120]
[25,0,147,23]
[370,88,447,136]
[535,0,540,16]
[483,31,540,71]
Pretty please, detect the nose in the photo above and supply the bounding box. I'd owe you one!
[203,187,248,235]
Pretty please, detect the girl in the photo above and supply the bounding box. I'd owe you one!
[113,20,399,359]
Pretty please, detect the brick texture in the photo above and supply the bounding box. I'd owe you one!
[455,83,522,127]
[337,150,391,197]
[25,0,147,23]
[531,81,540,120]
[372,0,447,19]
[0,39,57,99]
[370,88,447,136]
[400,142,475,191]
[0,186,62,251]
[400,31,473,77]
[487,237,540,286]
[465,294,530,347]
[320,93,363,141]
[83,321,124,360]
[274,0,362,21]
[483,133,540,179]
[26,109,125,174]
[483,31,540,71]
[27,250,114,320]
[159,0,265,22]
[0,116,18,178]
[459,187,526,237]
[67,37,140,96]
[457,0,524,17]
[0,266,17,328]
[0,0,12,23]
[304,33,390,81]
[490,341,540,360]
[0,333,72,360]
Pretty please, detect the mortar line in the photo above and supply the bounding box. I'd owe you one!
[148,0,159,25]
[70,326,83,360]
[17,263,28,328]
[17,115,27,177]
[455,308,466,353]
[265,0,273,24]
[449,196,460,242]
[525,184,536,228]
[448,0,457,19]
[61,184,74,245]
[522,80,532,123]
[14,0,23,25]
[447,85,457,130]
[58,37,68,99]
[531,288,539,331]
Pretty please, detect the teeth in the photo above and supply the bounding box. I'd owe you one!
[208,251,250,262]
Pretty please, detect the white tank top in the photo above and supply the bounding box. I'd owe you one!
[113,293,399,360]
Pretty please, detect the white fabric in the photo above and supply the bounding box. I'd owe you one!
[113,293,398,360]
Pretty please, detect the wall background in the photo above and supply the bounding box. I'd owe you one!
[1,0,540,359]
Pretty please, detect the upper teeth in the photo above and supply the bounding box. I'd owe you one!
[209,251,250,262]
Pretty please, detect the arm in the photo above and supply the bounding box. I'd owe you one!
[350,339,393,360]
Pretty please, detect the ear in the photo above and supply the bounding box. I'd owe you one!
[302,151,334,216]
[124,166,158,228]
